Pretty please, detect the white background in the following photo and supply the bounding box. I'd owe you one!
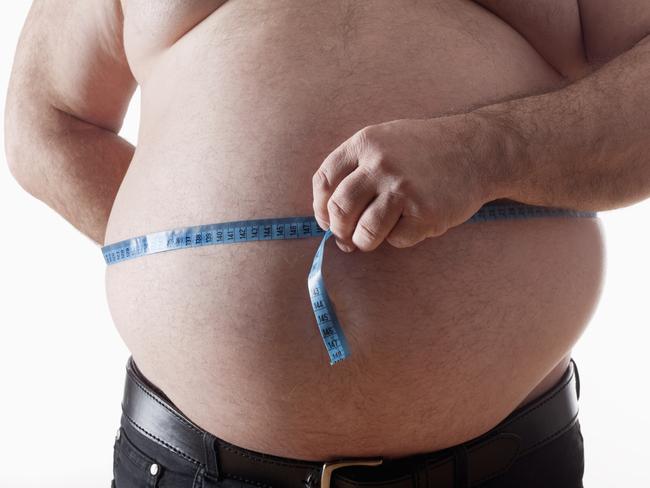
[1,2,649,487]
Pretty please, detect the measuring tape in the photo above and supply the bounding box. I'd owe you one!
[102,203,597,365]
[307,228,350,365]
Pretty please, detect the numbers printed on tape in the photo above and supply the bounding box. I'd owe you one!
[101,206,597,366]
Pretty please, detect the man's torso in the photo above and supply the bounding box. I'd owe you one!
[104,0,605,461]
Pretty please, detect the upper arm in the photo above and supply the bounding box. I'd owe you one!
[578,0,650,65]
[6,0,137,135]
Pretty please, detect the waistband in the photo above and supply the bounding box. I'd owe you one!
[121,356,580,487]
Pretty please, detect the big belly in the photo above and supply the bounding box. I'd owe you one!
[105,1,605,460]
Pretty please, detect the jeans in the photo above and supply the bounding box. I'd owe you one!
[111,362,584,488]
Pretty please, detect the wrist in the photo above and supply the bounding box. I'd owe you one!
[466,109,529,203]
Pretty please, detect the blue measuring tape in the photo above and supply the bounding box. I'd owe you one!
[307,228,350,365]
[102,203,597,365]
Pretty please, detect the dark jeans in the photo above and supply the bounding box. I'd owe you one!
[112,367,585,488]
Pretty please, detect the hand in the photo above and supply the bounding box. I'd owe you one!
[312,115,501,252]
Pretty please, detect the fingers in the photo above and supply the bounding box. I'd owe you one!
[312,132,365,230]
[327,167,377,248]
[313,126,438,252]
[386,215,432,248]
[352,191,404,251]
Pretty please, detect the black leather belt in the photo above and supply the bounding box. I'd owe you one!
[121,357,580,488]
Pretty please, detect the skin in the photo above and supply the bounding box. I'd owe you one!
[4,0,649,461]
[312,116,493,252]
[313,34,650,252]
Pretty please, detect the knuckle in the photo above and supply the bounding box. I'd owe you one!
[312,168,331,190]
[386,234,411,248]
[354,126,371,147]
[407,203,433,225]
[386,220,426,248]
[363,157,383,174]
[411,209,445,237]
[365,154,395,180]
[354,126,381,155]
[355,220,381,244]
[313,210,329,227]
[428,222,447,237]
[385,190,405,206]
[327,197,349,220]
[389,176,412,194]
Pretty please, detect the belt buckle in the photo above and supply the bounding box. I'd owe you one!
[320,457,383,488]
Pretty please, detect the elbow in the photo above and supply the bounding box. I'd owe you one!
[5,129,29,192]
[4,94,46,198]
[4,127,40,197]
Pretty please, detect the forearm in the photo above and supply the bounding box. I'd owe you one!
[5,105,134,246]
[473,34,650,212]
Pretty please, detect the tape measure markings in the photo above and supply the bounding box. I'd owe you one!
[308,229,350,365]
[101,204,597,365]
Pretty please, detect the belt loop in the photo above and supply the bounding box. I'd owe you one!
[452,445,469,488]
[202,432,220,479]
